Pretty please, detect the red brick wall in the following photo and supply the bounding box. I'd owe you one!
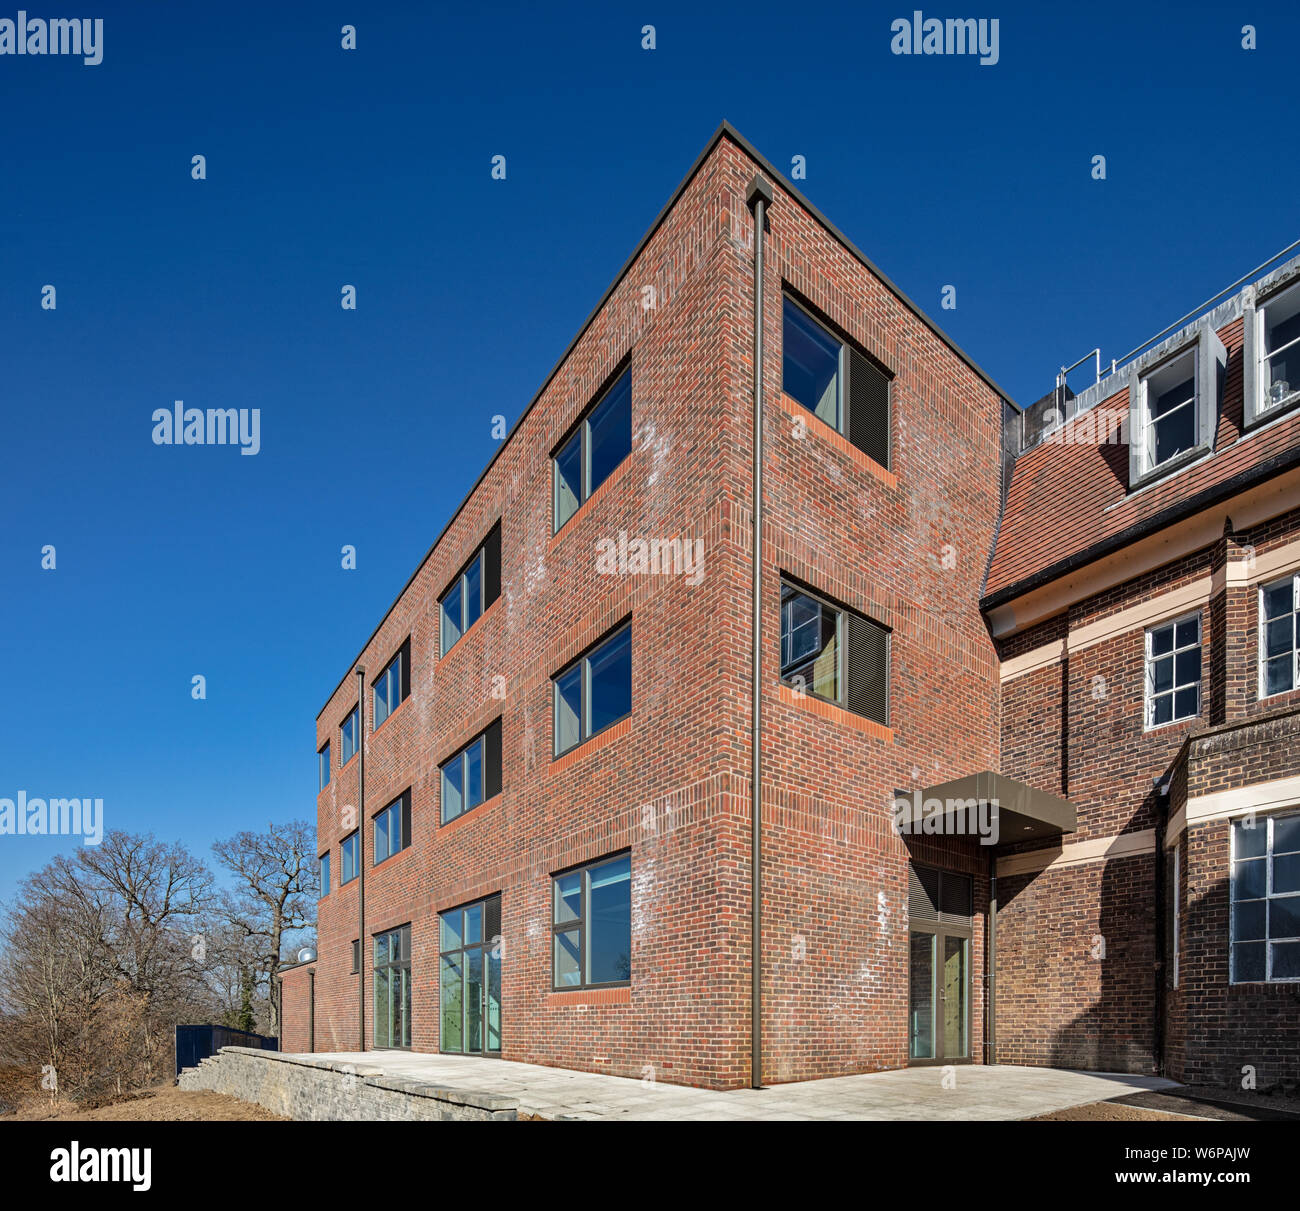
[278,964,315,1053]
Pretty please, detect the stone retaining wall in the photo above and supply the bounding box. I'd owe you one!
[178,1048,519,1121]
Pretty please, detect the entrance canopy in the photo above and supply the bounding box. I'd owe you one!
[899,770,1076,848]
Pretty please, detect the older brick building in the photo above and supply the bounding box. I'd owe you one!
[279,124,1300,1092]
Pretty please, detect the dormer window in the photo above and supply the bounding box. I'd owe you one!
[1138,350,1197,471]
[1248,282,1300,425]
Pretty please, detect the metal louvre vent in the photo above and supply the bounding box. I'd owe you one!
[484,893,502,941]
[847,347,890,470]
[909,864,973,927]
[845,612,889,726]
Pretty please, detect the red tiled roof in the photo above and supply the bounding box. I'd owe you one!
[985,317,1300,598]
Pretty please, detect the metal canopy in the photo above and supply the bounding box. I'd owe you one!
[903,770,1077,847]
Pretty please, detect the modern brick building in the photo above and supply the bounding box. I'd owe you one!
[279,123,1300,1092]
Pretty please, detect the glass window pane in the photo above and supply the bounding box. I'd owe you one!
[1151,655,1174,694]
[440,909,462,952]
[587,627,632,735]
[1174,647,1200,686]
[1273,816,1300,856]
[1273,853,1300,896]
[1234,857,1267,900]
[782,297,842,430]
[1235,820,1268,859]
[1266,616,1294,659]
[554,432,581,528]
[553,928,581,987]
[464,902,482,945]
[781,588,821,671]
[1150,625,1174,657]
[1174,617,1199,649]
[1151,694,1172,727]
[554,872,581,924]
[1265,655,1294,696]
[1173,685,1198,720]
[487,950,502,1052]
[586,855,631,984]
[1272,941,1300,980]
[554,664,582,754]
[1269,897,1300,939]
[466,948,484,1053]
[1233,941,1266,982]
[441,582,462,655]
[319,852,330,897]
[466,737,484,809]
[319,744,330,789]
[464,554,483,632]
[1263,581,1294,621]
[1233,899,1267,941]
[440,954,463,1052]
[374,809,389,864]
[374,967,390,1048]
[586,371,632,497]
[441,758,463,824]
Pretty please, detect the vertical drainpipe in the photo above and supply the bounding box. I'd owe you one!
[746,175,773,1091]
[356,666,367,1052]
[986,853,997,1065]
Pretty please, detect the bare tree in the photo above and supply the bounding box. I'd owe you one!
[212,819,317,1036]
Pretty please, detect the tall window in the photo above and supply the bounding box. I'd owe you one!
[373,791,411,865]
[340,831,358,885]
[340,704,359,765]
[319,851,330,898]
[1137,350,1197,472]
[1231,813,1300,983]
[1145,614,1201,728]
[552,853,631,989]
[439,896,502,1055]
[553,367,632,532]
[780,580,889,725]
[318,741,331,790]
[440,720,502,825]
[1260,574,1300,698]
[440,525,501,656]
[553,624,632,756]
[1256,283,1300,416]
[782,295,891,469]
[374,925,412,1048]
[372,640,409,728]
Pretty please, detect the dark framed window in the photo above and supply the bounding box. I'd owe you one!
[440,524,501,657]
[551,852,631,990]
[1260,574,1300,698]
[553,366,632,532]
[782,293,891,470]
[319,851,330,898]
[780,579,889,725]
[318,741,331,790]
[340,831,358,885]
[1256,283,1300,416]
[553,623,632,757]
[373,791,412,864]
[439,895,502,1055]
[340,704,359,765]
[374,925,411,1048]
[1145,613,1201,728]
[1231,813,1300,983]
[351,939,360,974]
[440,719,502,824]
[372,639,410,729]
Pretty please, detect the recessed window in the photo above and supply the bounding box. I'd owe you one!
[782,294,891,469]
[553,624,632,757]
[1260,574,1300,698]
[552,853,631,989]
[374,925,412,1048]
[553,368,632,532]
[318,741,331,791]
[779,580,889,724]
[319,851,331,898]
[440,719,502,825]
[1145,613,1201,728]
[440,525,501,656]
[340,704,359,766]
[1137,350,1197,472]
[372,640,410,729]
[340,831,359,885]
[373,791,411,864]
[351,939,360,973]
[439,895,502,1054]
[1256,284,1300,417]
[1231,813,1300,983]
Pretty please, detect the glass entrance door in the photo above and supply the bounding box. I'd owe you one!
[908,928,969,1063]
[439,895,502,1055]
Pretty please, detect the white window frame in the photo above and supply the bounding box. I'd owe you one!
[1136,349,1198,475]
[1253,282,1300,419]
[1258,572,1300,700]
[1230,811,1300,984]
[1143,610,1202,730]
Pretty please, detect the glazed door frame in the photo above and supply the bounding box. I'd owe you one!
[907,921,972,1066]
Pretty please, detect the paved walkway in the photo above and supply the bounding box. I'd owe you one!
[282,1051,1177,1120]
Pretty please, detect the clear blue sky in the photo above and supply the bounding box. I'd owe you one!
[2,1,1295,902]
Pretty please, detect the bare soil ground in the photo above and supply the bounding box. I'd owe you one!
[1031,1101,1196,1121]
[2,1085,287,1122]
